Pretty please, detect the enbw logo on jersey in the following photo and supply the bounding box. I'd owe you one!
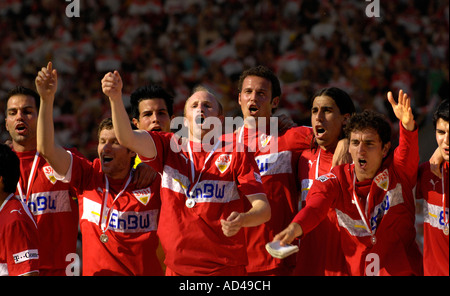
[191,183,226,199]
[24,191,72,215]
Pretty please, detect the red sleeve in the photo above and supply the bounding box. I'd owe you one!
[292,172,338,236]
[66,146,85,158]
[138,131,174,174]
[67,153,95,190]
[394,122,419,184]
[288,126,314,153]
[5,218,40,276]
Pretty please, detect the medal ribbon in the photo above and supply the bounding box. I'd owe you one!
[441,165,448,229]
[185,140,221,199]
[99,172,133,234]
[351,167,387,240]
[16,152,40,203]
[314,149,321,180]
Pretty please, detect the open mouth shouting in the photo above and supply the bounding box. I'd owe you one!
[150,125,162,132]
[15,122,28,135]
[358,158,367,170]
[248,104,259,116]
[102,155,114,166]
[315,125,326,139]
[195,115,205,125]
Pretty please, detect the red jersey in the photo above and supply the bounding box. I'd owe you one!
[14,149,79,276]
[140,131,265,276]
[293,123,423,275]
[58,153,162,276]
[238,125,313,274]
[0,194,40,276]
[416,161,449,276]
[296,147,348,275]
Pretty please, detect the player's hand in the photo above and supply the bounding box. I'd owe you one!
[35,61,57,100]
[278,113,297,132]
[273,223,302,246]
[332,138,351,168]
[132,162,158,189]
[429,147,444,178]
[221,212,244,237]
[387,89,415,131]
[101,70,123,101]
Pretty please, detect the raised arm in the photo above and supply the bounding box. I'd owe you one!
[35,62,71,177]
[387,89,419,181]
[101,71,156,159]
[387,89,415,131]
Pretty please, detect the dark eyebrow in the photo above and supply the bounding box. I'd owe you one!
[7,105,35,112]
[312,105,334,111]
[243,87,268,92]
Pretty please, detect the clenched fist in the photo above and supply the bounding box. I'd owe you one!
[101,70,123,101]
[35,61,57,101]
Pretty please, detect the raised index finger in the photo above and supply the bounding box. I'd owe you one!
[47,61,53,72]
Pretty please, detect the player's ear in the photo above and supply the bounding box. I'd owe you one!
[382,142,391,158]
[132,118,139,129]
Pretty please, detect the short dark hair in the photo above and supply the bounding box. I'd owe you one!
[97,117,137,139]
[5,86,40,113]
[238,65,281,113]
[130,85,174,120]
[344,110,391,146]
[312,87,356,116]
[433,99,449,129]
[0,143,20,194]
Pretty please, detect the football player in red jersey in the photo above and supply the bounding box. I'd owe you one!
[0,143,40,276]
[275,90,423,275]
[416,99,449,276]
[102,70,270,276]
[36,62,163,275]
[236,66,314,276]
[295,87,355,276]
[5,84,79,276]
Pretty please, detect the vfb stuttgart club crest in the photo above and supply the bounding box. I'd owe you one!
[215,154,232,173]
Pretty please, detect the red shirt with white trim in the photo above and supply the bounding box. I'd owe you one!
[59,153,162,276]
[293,123,423,275]
[296,147,348,275]
[140,131,265,276]
[238,126,313,274]
[14,149,79,276]
[0,194,40,276]
[416,161,449,276]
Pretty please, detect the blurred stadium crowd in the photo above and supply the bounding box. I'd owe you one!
[0,0,448,160]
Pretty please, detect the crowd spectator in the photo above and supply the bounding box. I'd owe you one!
[1,0,448,160]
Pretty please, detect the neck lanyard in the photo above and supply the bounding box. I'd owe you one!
[351,168,385,245]
[315,149,321,179]
[16,152,40,203]
[238,126,245,144]
[441,165,449,235]
[0,193,14,212]
[99,173,132,243]
[186,140,221,198]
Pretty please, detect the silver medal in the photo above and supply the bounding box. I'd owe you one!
[185,198,196,208]
[444,226,449,236]
[100,233,109,243]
